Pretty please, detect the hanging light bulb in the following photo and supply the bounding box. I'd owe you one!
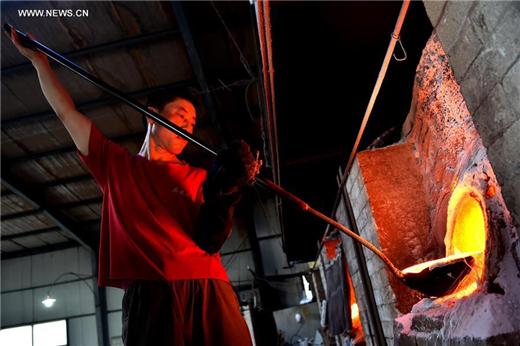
[40,272,95,310]
[42,295,56,308]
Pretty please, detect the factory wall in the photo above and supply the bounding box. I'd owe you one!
[1,247,124,346]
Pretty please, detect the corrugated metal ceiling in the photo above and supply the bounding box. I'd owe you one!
[1,0,262,259]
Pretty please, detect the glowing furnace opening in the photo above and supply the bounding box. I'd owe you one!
[445,188,487,294]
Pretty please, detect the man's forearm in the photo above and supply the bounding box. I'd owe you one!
[31,58,92,155]
[32,59,76,119]
[8,29,92,155]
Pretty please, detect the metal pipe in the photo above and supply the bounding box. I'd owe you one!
[4,24,217,156]
[338,172,385,346]
[2,79,196,127]
[4,22,405,275]
[317,0,411,265]
[254,0,281,186]
[1,28,180,75]
[255,177,404,279]
[5,22,472,297]
[254,0,286,254]
[262,0,281,187]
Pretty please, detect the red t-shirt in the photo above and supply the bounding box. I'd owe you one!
[79,124,229,288]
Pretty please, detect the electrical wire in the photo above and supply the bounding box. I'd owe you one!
[290,320,306,345]
[210,1,259,123]
[46,272,95,296]
[200,78,256,94]
[313,0,411,270]
[210,1,256,80]
[223,236,250,269]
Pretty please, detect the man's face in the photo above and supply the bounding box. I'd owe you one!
[148,97,197,156]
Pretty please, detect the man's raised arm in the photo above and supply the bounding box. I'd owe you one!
[6,28,92,155]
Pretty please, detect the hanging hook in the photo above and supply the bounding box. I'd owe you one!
[392,34,407,62]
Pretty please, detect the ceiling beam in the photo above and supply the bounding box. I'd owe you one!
[1,226,61,241]
[57,196,103,209]
[1,79,196,127]
[1,208,43,221]
[38,174,93,188]
[171,1,230,148]
[1,28,181,75]
[5,112,215,165]
[1,220,100,242]
[5,103,243,165]
[1,13,254,76]
[1,170,97,251]
[1,190,14,197]
[6,150,208,191]
[6,132,146,164]
[1,196,103,227]
[1,241,80,261]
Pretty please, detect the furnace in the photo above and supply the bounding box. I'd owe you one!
[335,34,520,345]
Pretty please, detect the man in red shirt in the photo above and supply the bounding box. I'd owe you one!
[8,29,256,346]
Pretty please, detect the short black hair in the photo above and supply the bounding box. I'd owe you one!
[142,87,199,128]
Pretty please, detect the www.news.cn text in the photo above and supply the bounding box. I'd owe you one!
[18,9,89,18]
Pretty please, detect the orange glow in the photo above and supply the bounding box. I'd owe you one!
[345,259,363,342]
[444,188,487,297]
[324,239,341,259]
[402,188,487,298]
[485,185,496,199]
[402,251,479,274]
[351,303,359,320]
[450,196,486,255]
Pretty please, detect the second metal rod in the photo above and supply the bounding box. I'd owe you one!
[5,23,404,279]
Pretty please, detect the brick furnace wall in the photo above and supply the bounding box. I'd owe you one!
[422,1,520,230]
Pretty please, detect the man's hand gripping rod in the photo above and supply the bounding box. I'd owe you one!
[3,24,404,280]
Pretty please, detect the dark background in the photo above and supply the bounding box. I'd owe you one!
[269,1,433,262]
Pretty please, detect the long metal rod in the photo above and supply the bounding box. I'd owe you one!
[2,79,196,127]
[254,0,279,185]
[1,28,180,75]
[316,0,411,264]
[344,0,410,176]
[6,132,145,163]
[4,23,406,280]
[254,0,286,255]
[4,24,217,156]
[256,178,404,279]
[338,172,386,346]
[260,0,281,187]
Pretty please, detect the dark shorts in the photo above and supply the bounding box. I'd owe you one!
[122,279,253,346]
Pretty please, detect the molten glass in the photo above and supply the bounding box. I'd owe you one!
[351,302,359,320]
[450,196,486,255]
[401,252,480,274]
[445,189,487,297]
[401,188,487,297]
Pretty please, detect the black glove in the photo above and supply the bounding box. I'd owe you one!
[203,140,262,200]
[195,141,262,254]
